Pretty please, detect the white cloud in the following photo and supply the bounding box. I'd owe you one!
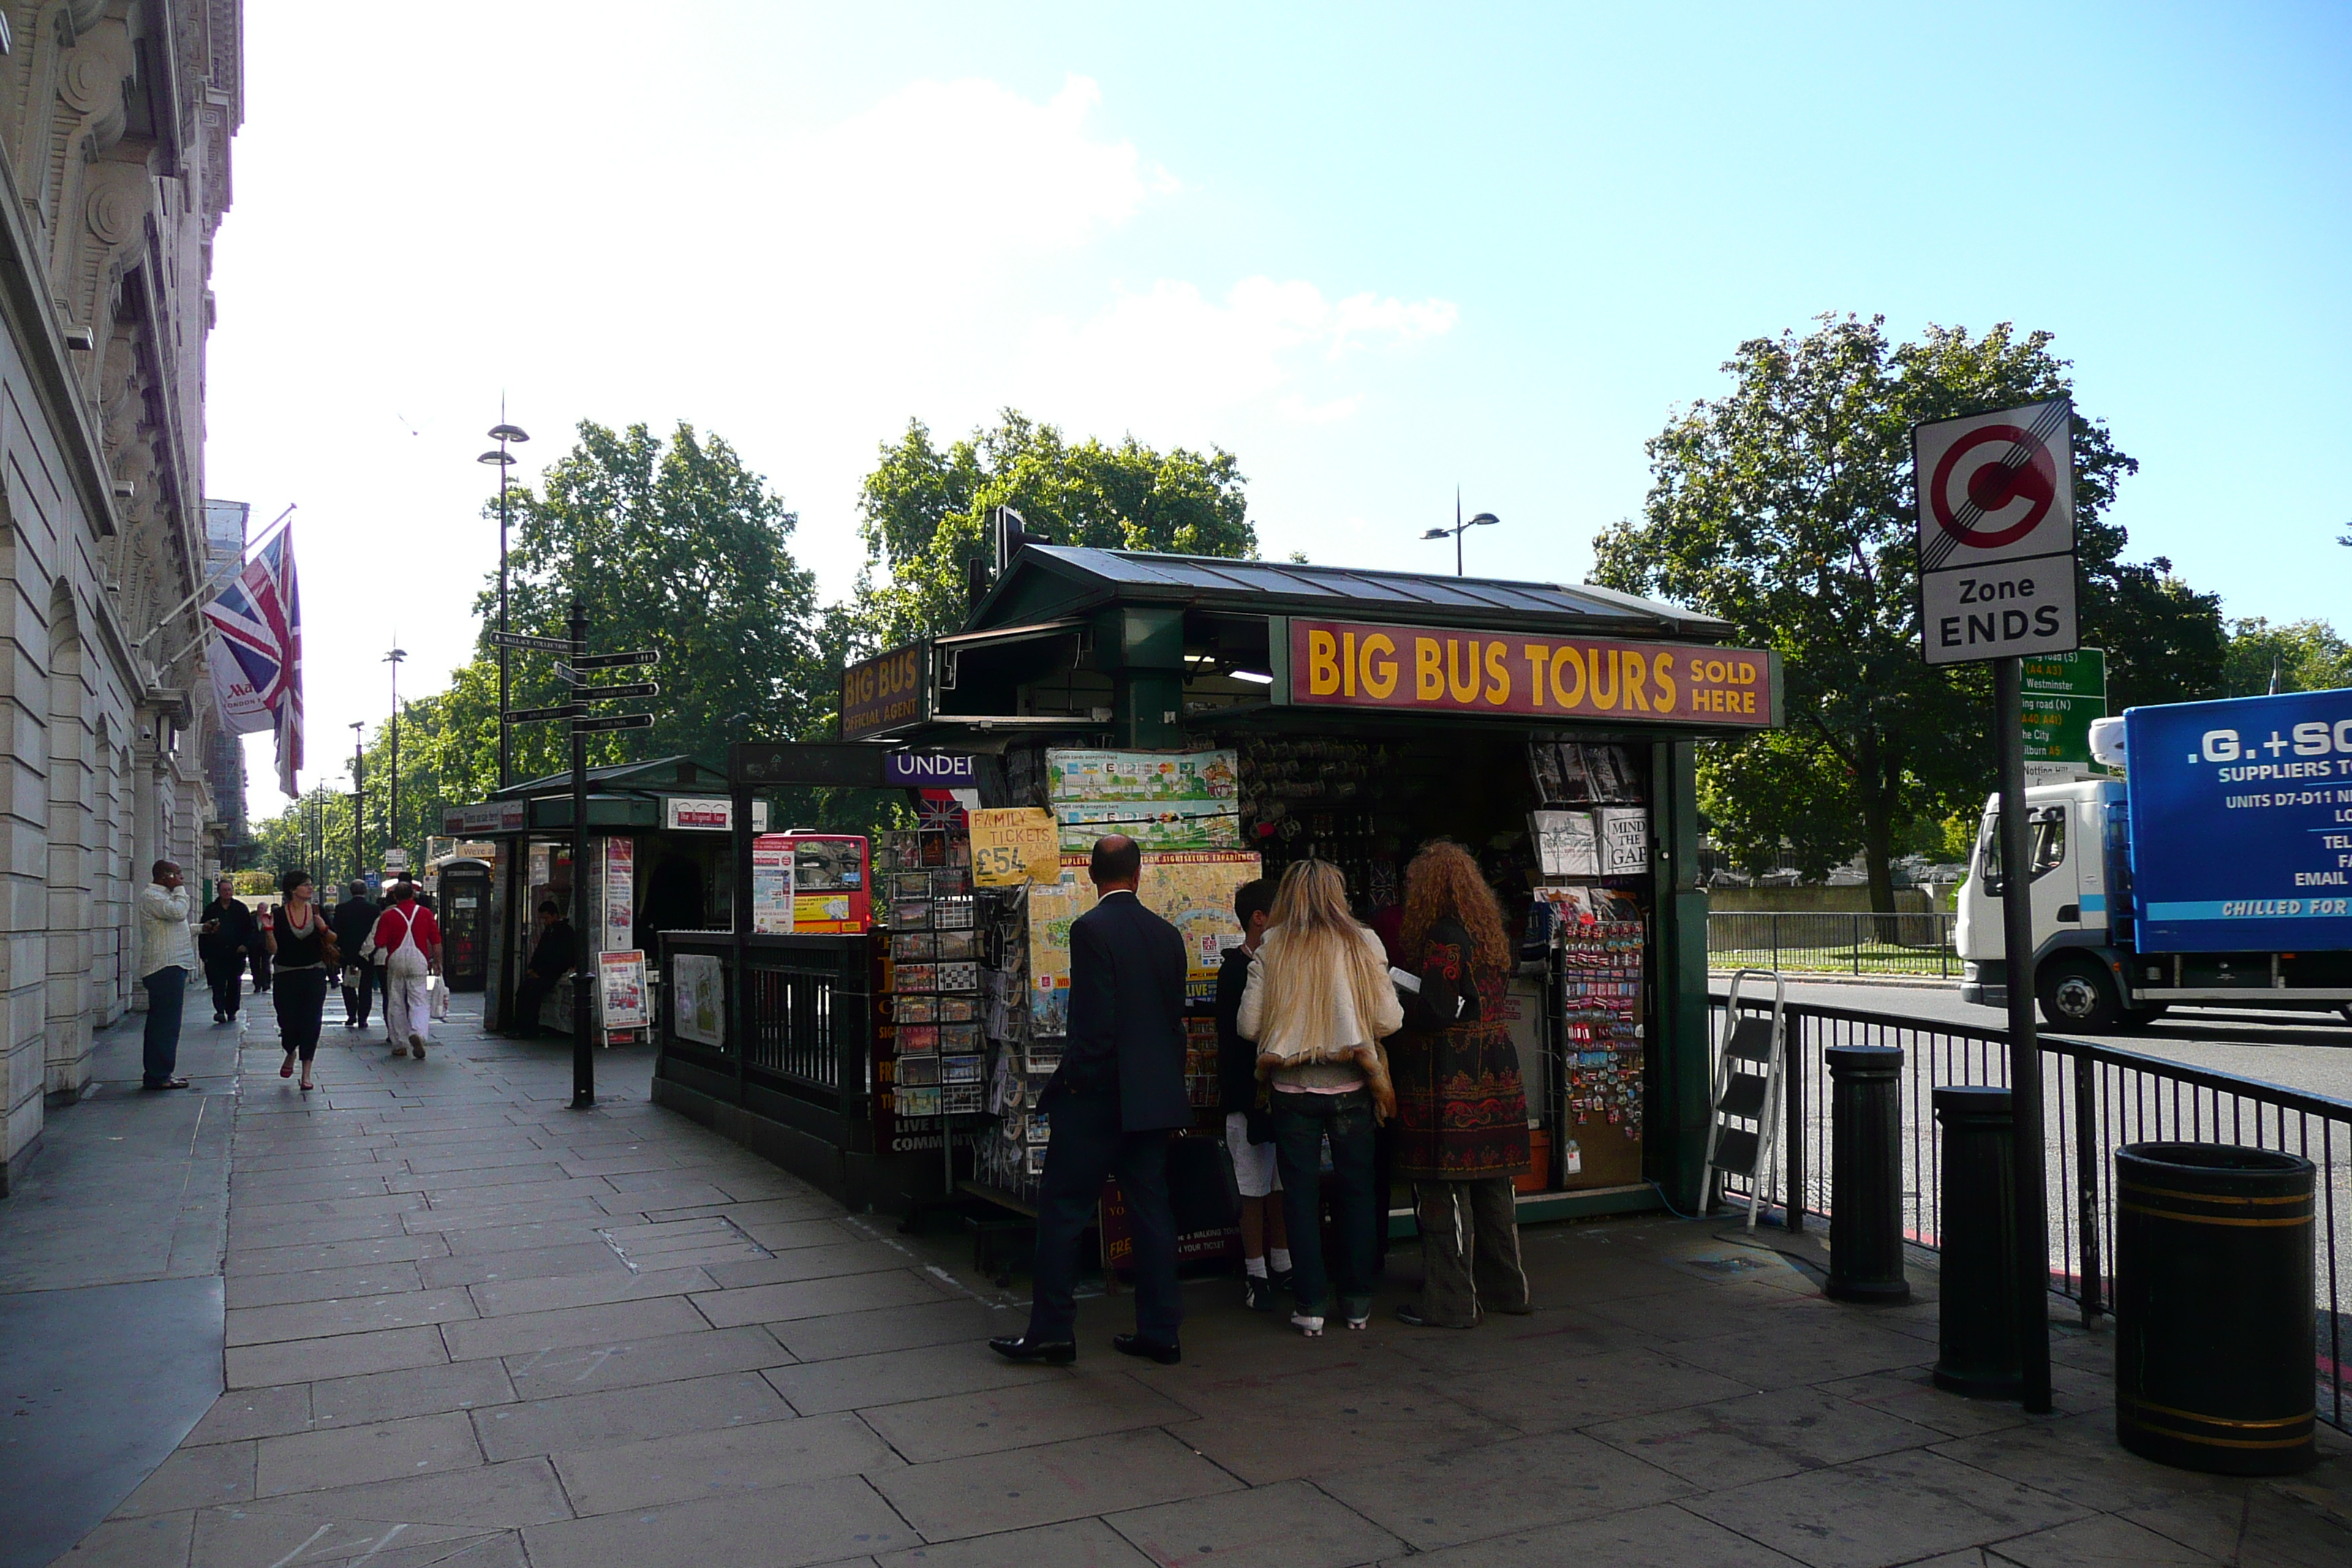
[1018,276,1457,436]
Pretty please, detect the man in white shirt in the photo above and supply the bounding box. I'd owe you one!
[137,859,197,1089]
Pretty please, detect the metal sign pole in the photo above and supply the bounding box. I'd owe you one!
[1994,654,2054,1413]
[569,598,595,1111]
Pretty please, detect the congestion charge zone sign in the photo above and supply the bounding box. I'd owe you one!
[1283,618,1779,727]
[1913,399,2079,666]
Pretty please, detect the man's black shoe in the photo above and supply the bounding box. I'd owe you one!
[1112,1333,1181,1365]
[988,1335,1075,1365]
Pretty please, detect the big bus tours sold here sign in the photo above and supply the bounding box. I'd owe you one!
[1283,618,1779,727]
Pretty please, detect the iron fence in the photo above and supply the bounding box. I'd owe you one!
[1708,910,1957,978]
[658,932,872,1106]
[1711,991,2349,1434]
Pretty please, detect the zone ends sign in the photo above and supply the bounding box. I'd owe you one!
[1913,399,2080,666]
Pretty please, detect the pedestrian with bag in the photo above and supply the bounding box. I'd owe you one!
[265,870,339,1092]
[331,881,378,1029]
[991,835,1191,1368]
[137,860,197,1090]
[1217,877,1291,1310]
[247,905,274,995]
[369,876,442,1060]
[1238,859,1402,1335]
[197,884,255,1023]
[1389,840,1532,1327]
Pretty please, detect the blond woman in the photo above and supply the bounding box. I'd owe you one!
[1237,860,1401,1335]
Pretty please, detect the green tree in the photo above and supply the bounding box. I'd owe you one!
[852,411,1257,653]
[1592,314,2213,908]
[2222,617,2352,697]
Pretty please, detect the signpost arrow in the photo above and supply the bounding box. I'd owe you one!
[582,681,660,701]
[569,712,654,734]
[489,631,581,655]
[567,649,660,672]
[508,702,588,723]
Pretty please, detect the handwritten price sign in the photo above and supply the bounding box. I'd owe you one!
[969,807,1060,887]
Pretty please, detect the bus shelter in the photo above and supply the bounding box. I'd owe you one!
[651,545,1780,1221]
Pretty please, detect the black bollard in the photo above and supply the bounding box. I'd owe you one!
[2115,1143,2317,1475]
[1825,1046,1910,1303]
[1932,1085,2020,1396]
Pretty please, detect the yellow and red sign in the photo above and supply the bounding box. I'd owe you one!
[840,643,927,739]
[1286,618,1776,726]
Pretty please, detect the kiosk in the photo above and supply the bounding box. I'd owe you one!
[651,546,1779,1219]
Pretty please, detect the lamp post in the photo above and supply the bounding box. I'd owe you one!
[384,646,407,865]
[350,720,366,875]
[478,418,529,790]
[1420,489,1499,577]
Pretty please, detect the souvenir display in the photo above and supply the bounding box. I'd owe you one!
[1550,891,1647,1190]
[1047,748,1242,851]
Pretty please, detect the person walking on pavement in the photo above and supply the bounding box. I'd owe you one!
[1217,877,1292,1310]
[137,860,197,1090]
[331,881,378,1030]
[505,900,576,1037]
[992,834,1191,1368]
[265,870,338,1092]
[1238,858,1402,1335]
[197,885,255,1023]
[1388,840,1533,1328]
[247,903,274,995]
[370,876,442,1060]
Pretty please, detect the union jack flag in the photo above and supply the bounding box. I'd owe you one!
[203,527,303,797]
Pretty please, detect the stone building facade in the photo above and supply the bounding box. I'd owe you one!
[0,1,244,1191]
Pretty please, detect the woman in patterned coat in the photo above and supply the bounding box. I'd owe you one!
[1390,840,1532,1327]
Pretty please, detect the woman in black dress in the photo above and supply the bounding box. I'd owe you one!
[266,870,336,1091]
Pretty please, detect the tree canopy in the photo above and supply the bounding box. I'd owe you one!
[851,411,1256,654]
[1591,314,2223,903]
[2222,617,2352,697]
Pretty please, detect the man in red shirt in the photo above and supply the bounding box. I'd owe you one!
[370,876,443,1059]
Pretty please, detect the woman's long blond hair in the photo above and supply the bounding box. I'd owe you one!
[1259,860,1390,1049]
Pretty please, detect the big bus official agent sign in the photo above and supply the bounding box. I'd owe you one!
[1283,619,1779,726]
[1913,399,2079,666]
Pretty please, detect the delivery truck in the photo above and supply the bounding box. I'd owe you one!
[1956,686,2352,1030]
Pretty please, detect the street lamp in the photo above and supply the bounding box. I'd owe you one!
[478,417,529,789]
[384,647,407,864]
[1420,491,1499,578]
[350,720,366,875]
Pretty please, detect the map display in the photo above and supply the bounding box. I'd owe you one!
[1027,851,1262,1030]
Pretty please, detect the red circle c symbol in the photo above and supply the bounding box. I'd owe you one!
[1930,424,2055,548]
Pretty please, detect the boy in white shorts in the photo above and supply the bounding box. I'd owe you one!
[1216,878,1290,1309]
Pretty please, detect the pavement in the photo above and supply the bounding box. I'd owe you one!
[2,989,2348,1567]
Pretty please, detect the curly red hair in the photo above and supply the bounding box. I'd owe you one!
[1399,840,1509,979]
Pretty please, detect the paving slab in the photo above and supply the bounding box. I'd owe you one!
[1384,1499,1810,1568]
[551,1409,901,1513]
[225,1323,451,1390]
[501,1323,798,1401]
[309,1357,518,1428]
[254,1410,484,1496]
[1318,1427,1696,1550]
[874,1516,1151,1567]
[872,1428,1240,1542]
[1105,1478,1408,1567]
[472,1368,791,1461]
[862,1373,1196,1463]
[522,1472,916,1567]
[1682,1447,2092,1568]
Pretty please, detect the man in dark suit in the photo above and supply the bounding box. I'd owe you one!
[992,834,1191,1367]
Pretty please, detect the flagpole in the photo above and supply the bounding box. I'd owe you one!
[134,504,296,649]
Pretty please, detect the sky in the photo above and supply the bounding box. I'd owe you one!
[205,1,2352,806]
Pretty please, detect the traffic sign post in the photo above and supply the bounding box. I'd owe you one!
[570,712,655,734]
[489,630,582,655]
[508,702,587,724]
[565,649,660,672]
[1913,399,2078,1418]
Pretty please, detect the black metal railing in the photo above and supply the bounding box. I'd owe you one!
[1711,992,2349,1433]
[1708,911,1957,978]
[659,932,873,1107]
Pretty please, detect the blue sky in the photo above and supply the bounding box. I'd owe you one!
[208,1,2351,799]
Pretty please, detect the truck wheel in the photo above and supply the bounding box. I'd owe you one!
[2038,959,2121,1031]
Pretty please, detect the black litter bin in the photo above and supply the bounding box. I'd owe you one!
[1825,1046,1910,1303]
[2115,1142,2317,1475]
[1932,1085,2019,1396]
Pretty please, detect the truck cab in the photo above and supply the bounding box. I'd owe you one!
[1955,777,2149,1028]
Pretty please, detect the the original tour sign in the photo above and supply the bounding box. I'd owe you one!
[1284,619,1778,727]
[840,643,927,740]
[1914,399,2079,666]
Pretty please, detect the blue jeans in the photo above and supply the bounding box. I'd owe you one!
[1271,1086,1379,1316]
[142,966,187,1085]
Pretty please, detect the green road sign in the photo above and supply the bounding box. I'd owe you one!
[2021,647,2105,700]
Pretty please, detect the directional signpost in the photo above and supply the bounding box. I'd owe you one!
[489,630,581,655]
[2020,649,2108,784]
[508,702,587,724]
[1914,399,2076,1417]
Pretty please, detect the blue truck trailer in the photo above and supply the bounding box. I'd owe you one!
[1956,687,2352,1029]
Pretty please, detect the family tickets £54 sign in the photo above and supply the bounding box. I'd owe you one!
[1286,619,1779,726]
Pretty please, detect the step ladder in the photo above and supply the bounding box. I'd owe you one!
[1702,968,1788,1229]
